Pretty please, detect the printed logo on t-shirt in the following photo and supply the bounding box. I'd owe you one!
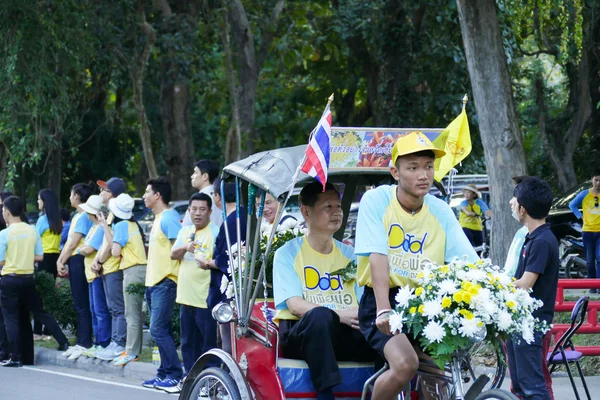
[302,265,353,309]
[388,223,432,278]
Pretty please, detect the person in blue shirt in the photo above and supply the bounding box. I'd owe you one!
[59,209,71,250]
[57,183,95,357]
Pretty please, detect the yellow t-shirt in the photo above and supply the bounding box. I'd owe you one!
[175,224,219,308]
[0,222,43,275]
[114,221,147,270]
[458,199,489,231]
[572,190,600,232]
[83,224,103,283]
[355,186,479,288]
[146,209,182,287]
[36,215,60,254]
[273,237,358,323]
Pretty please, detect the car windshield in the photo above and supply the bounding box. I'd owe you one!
[132,200,148,220]
[553,181,592,209]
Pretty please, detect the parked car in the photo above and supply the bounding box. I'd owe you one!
[132,198,151,221]
[547,180,591,240]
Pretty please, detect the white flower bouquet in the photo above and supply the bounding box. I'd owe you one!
[390,258,549,368]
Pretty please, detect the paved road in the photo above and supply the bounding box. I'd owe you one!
[0,365,172,400]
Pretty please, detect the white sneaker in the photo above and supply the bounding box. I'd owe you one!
[96,343,125,361]
[67,345,88,360]
[61,346,76,357]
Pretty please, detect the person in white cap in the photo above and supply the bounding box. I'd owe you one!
[75,195,111,360]
[459,183,492,249]
[97,193,147,366]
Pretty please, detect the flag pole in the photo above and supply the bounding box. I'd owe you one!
[462,94,468,110]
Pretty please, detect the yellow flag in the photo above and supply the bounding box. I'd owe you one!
[432,108,472,181]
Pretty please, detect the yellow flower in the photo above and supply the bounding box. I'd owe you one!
[418,305,424,314]
[462,281,472,290]
[441,297,452,309]
[468,286,480,296]
[415,287,424,296]
[506,300,516,310]
[453,291,464,303]
[427,285,433,290]
[462,293,472,304]
[409,307,417,314]
[459,309,474,319]
[439,265,449,274]
[428,273,434,278]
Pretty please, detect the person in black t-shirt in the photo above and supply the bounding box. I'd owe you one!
[507,177,558,400]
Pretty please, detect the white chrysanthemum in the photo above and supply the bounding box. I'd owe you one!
[492,272,512,286]
[220,275,229,294]
[456,270,468,281]
[225,282,235,299]
[395,285,416,308]
[458,317,481,338]
[497,310,513,331]
[422,299,443,319]
[472,295,498,319]
[389,311,406,334]
[438,279,458,296]
[423,320,446,343]
[465,268,487,282]
[522,324,534,343]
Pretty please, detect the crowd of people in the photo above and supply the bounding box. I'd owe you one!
[0,133,594,400]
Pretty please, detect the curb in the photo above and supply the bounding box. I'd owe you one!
[34,347,157,382]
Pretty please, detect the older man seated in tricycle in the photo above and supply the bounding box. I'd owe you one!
[273,180,376,400]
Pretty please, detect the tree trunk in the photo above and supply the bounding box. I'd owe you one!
[155,0,197,200]
[220,11,242,164]
[456,0,528,266]
[131,18,158,178]
[0,144,8,189]
[45,128,62,200]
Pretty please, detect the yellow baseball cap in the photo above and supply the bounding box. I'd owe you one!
[391,131,446,165]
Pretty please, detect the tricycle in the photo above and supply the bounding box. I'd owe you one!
[179,127,516,400]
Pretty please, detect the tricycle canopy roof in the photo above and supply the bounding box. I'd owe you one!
[222,127,444,201]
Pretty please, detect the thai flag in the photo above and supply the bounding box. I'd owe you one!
[301,104,332,191]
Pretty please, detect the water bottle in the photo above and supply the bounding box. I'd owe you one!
[152,347,160,365]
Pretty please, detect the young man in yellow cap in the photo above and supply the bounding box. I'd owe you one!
[355,131,478,400]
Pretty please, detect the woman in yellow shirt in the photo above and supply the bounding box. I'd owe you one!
[458,184,492,248]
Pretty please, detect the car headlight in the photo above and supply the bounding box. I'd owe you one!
[470,325,487,343]
[212,302,235,324]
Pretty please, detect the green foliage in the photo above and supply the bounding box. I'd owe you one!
[331,259,357,283]
[257,228,305,289]
[35,273,78,334]
[125,282,147,298]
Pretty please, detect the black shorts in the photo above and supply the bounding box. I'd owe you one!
[462,228,483,247]
[358,286,418,359]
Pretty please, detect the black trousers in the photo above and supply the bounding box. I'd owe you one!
[279,307,376,392]
[0,275,68,362]
[34,253,59,335]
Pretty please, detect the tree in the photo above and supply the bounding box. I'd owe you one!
[456,0,528,266]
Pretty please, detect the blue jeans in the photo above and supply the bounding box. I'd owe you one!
[180,305,218,374]
[102,271,126,347]
[89,278,111,348]
[506,332,551,400]
[582,231,600,279]
[68,255,93,348]
[146,278,182,380]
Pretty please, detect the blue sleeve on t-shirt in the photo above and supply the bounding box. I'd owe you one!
[74,212,93,237]
[0,228,8,262]
[273,238,304,310]
[459,200,468,209]
[427,195,479,263]
[86,227,105,251]
[34,233,43,256]
[569,190,587,220]
[36,215,49,237]
[161,209,182,240]
[476,199,490,213]
[113,221,129,247]
[355,186,391,257]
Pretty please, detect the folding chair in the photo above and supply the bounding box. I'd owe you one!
[546,296,591,400]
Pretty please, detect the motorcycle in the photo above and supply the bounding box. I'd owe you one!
[559,235,587,279]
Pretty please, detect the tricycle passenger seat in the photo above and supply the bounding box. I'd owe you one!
[278,358,374,399]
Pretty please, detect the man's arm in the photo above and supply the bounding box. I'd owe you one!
[515,272,540,290]
[171,231,194,260]
[34,254,44,262]
[57,232,83,264]
[371,253,392,335]
[569,191,586,219]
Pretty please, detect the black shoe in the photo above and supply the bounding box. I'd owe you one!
[57,342,69,352]
[1,359,22,368]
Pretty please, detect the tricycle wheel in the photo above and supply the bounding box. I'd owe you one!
[186,367,242,400]
[473,388,518,399]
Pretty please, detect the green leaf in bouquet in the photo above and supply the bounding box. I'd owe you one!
[331,259,357,283]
